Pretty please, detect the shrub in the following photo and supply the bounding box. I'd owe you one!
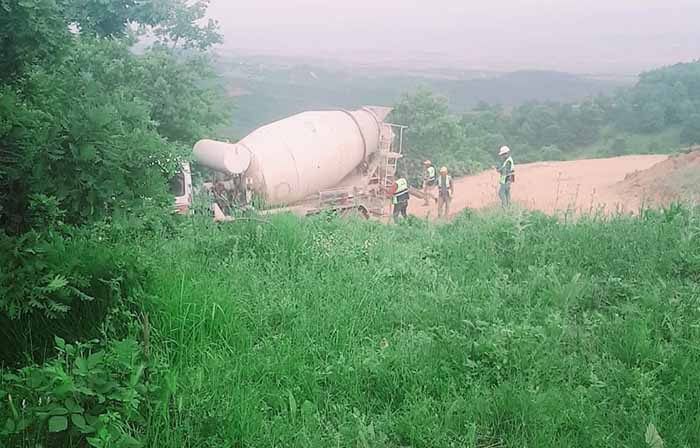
[1,337,151,448]
[611,137,628,155]
[540,145,565,161]
[0,228,150,366]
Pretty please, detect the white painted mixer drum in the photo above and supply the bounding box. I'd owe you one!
[193,139,251,174]
[197,108,385,206]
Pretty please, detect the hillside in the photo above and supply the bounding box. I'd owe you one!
[214,55,629,135]
[4,3,700,447]
[6,208,700,447]
[619,150,700,205]
[387,61,700,182]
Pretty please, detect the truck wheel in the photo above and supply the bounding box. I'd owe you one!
[341,206,369,220]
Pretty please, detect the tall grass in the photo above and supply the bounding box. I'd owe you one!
[132,207,700,447]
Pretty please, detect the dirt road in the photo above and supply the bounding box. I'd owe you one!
[410,154,669,219]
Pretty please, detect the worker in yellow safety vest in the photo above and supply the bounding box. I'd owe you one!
[391,176,410,223]
[496,146,515,207]
[437,166,454,218]
[422,160,436,206]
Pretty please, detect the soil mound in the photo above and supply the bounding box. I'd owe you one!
[620,150,700,205]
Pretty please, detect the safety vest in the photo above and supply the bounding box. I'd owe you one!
[437,175,451,189]
[438,175,452,197]
[426,166,436,181]
[499,157,515,185]
[393,178,409,204]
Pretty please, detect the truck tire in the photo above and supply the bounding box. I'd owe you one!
[341,205,370,220]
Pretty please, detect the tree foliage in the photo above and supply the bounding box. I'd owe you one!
[0,0,226,235]
[393,60,700,174]
[0,0,70,82]
[391,89,475,181]
[62,0,222,50]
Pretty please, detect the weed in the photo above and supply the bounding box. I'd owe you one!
[3,207,700,447]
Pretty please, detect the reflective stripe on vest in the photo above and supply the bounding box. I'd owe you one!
[500,157,514,184]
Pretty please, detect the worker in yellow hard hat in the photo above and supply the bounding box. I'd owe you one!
[437,166,454,219]
[422,160,436,206]
[496,146,515,207]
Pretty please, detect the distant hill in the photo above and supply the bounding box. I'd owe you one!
[434,71,629,108]
[214,55,632,136]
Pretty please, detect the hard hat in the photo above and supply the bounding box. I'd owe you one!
[439,166,448,174]
[498,146,511,156]
[423,160,432,165]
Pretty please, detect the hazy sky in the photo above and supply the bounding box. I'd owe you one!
[208,0,700,74]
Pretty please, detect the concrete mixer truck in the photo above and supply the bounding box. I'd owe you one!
[189,106,406,220]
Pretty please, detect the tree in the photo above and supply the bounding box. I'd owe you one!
[680,114,700,145]
[0,0,70,82]
[388,61,700,179]
[62,0,222,50]
[540,145,565,161]
[1,40,181,232]
[390,89,474,180]
[150,0,222,50]
[0,0,226,234]
[128,49,226,144]
[638,103,666,133]
[611,137,628,155]
[611,61,700,134]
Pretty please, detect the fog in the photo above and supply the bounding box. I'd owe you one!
[208,0,700,74]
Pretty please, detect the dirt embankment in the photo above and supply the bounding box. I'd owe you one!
[409,154,680,219]
[618,150,700,206]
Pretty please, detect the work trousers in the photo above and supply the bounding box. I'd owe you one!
[423,180,435,205]
[438,194,451,218]
[393,201,408,223]
[499,182,511,207]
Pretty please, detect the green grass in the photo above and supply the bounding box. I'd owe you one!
[132,207,700,447]
[2,206,698,446]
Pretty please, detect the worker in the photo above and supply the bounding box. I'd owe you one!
[496,146,515,207]
[437,166,454,218]
[211,178,236,221]
[392,175,410,223]
[422,160,436,206]
[212,180,230,214]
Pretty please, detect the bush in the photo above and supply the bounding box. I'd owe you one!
[1,337,152,448]
[610,137,628,155]
[0,227,150,366]
[540,145,565,161]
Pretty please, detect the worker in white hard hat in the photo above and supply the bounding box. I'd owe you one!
[437,166,454,219]
[496,146,515,207]
[422,160,436,206]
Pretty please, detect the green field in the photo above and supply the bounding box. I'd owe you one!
[4,206,699,447]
